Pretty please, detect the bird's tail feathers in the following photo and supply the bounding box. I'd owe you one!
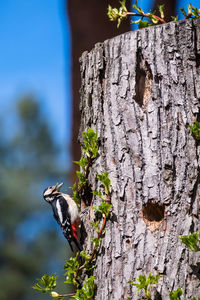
[69,238,82,252]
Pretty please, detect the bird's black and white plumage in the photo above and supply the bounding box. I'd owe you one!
[43,183,82,252]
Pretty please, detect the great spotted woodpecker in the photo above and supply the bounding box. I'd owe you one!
[43,183,82,252]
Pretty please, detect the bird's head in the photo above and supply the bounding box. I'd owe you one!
[43,182,63,203]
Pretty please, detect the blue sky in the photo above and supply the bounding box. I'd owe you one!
[0,0,71,150]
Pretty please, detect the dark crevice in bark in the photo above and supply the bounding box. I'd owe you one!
[157,98,162,207]
[135,49,153,108]
[190,262,200,280]
[99,46,106,96]
[171,154,176,203]
[192,69,198,100]
[81,183,93,207]
[192,20,200,68]
[189,165,200,216]
[154,291,162,300]
[87,92,92,107]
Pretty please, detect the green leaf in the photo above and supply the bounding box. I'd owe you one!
[132,1,144,14]
[193,9,200,18]
[64,254,80,272]
[171,15,178,21]
[189,4,200,19]
[69,183,77,192]
[107,0,128,28]
[64,253,81,287]
[188,120,200,140]
[70,276,95,300]
[188,3,193,14]
[179,232,200,252]
[139,20,149,28]
[180,7,187,17]
[91,237,102,247]
[93,201,112,217]
[73,156,88,170]
[158,4,165,19]
[82,128,98,158]
[82,276,95,298]
[131,17,143,25]
[128,273,162,296]
[69,184,80,206]
[107,5,118,22]
[76,171,88,185]
[92,190,103,198]
[90,220,100,231]
[80,250,91,262]
[148,13,159,24]
[119,0,127,11]
[96,172,111,195]
[32,274,57,293]
[117,17,122,28]
[169,288,182,300]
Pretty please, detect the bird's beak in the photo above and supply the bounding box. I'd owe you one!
[56,182,63,191]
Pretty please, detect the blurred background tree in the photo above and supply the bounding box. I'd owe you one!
[0,95,69,300]
[67,0,131,183]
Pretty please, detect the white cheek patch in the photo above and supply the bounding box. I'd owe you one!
[45,196,52,202]
[56,201,63,224]
[44,191,51,197]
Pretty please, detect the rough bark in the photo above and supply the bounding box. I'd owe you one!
[79,19,200,299]
[66,0,131,183]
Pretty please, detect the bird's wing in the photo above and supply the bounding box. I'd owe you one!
[51,196,81,252]
[55,196,74,240]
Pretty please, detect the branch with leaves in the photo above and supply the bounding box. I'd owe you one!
[108,0,200,29]
[128,273,162,299]
[71,128,98,207]
[64,172,112,298]
[33,128,112,299]
[128,273,199,300]
[169,288,183,300]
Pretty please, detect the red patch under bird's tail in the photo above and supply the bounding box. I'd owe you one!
[71,221,82,251]
[72,221,78,240]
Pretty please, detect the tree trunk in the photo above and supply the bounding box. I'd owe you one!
[79,19,200,299]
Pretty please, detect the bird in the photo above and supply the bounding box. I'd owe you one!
[43,182,82,252]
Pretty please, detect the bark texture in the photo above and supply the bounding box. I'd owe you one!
[79,19,200,299]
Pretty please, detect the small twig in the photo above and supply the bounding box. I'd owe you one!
[78,216,107,273]
[125,12,166,24]
[89,216,107,262]
[77,194,110,273]
[57,292,75,297]
[185,12,192,19]
[105,194,111,203]
[77,154,92,195]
